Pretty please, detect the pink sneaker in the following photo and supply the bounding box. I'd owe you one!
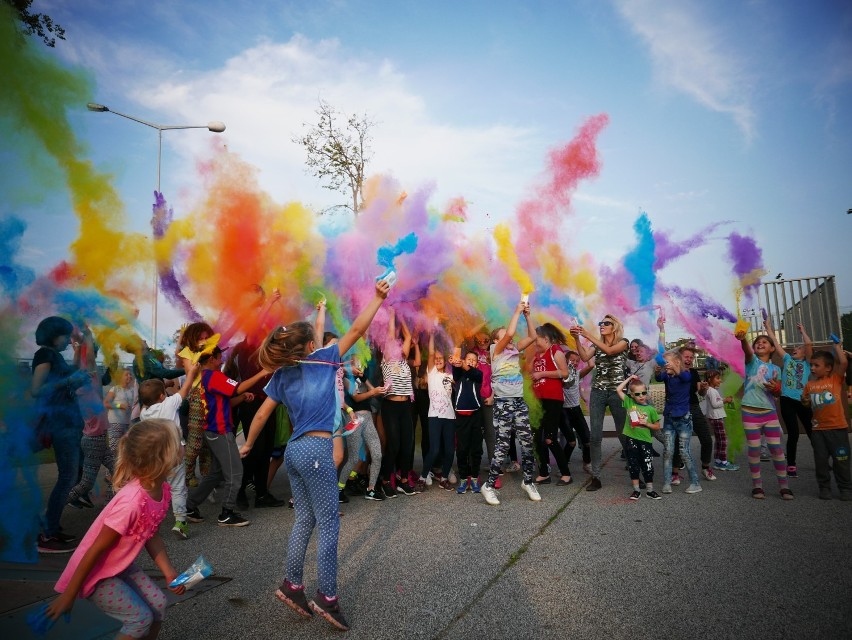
[494,476,503,489]
[671,473,681,486]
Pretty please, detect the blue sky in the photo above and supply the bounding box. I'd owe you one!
[5,0,852,346]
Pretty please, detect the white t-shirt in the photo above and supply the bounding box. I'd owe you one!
[427,366,455,419]
[140,394,185,445]
[702,387,727,420]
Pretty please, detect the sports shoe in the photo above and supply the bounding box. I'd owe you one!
[671,474,681,486]
[448,471,458,484]
[256,493,287,508]
[585,477,602,491]
[646,490,662,500]
[494,476,503,489]
[309,592,350,631]
[786,466,798,478]
[819,488,832,500]
[382,483,398,498]
[456,478,469,494]
[702,468,717,481]
[481,483,500,505]
[217,509,250,527]
[397,482,416,496]
[438,478,452,491]
[423,472,434,487]
[629,490,641,501]
[55,530,77,543]
[521,481,542,502]
[713,460,740,471]
[751,488,765,499]
[662,485,672,494]
[67,497,90,509]
[470,478,481,493]
[413,480,426,494]
[338,489,350,504]
[245,482,256,494]
[236,489,250,510]
[37,534,77,554]
[506,461,521,473]
[685,484,703,494]
[288,498,295,509]
[780,488,794,501]
[77,494,94,508]
[365,488,385,501]
[186,507,204,523]
[275,581,313,619]
[678,462,685,470]
[171,521,189,540]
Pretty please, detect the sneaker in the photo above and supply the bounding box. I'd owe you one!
[786,466,798,478]
[438,478,452,491]
[245,482,256,494]
[309,592,350,631]
[456,478,470,494]
[671,474,681,486]
[677,462,685,470]
[470,478,481,493]
[521,481,542,502]
[752,487,765,499]
[55,530,77,543]
[365,488,385,501]
[236,489,250,510]
[685,484,703,494]
[413,480,426,494]
[506,461,521,473]
[702,468,717,481]
[760,448,771,462]
[646,490,662,500]
[397,482,416,496]
[186,507,204,523]
[171,521,189,540]
[338,489,350,504]
[423,472,434,487]
[382,483,398,498]
[494,476,503,489]
[662,485,672,494]
[481,483,500,505]
[780,488,794,501]
[77,494,94,508]
[585,477,602,492]
[713,460,740,471]
[275,581,313,619]
[629,490,641,501]
[819,488,832,500]
[256,493,287,508]
[448,471,458,484]
[217,509,250,527]
[37,534,77,554]
[67,497,90,509]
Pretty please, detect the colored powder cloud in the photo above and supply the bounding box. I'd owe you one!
[623,212,655,307]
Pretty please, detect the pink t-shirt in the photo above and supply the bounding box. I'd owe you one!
[55,479,171,598]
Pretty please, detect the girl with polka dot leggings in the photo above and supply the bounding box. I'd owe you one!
[241,279,390,631]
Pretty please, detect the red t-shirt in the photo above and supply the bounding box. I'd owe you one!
[201,369,239,434]
[533,345,565,401]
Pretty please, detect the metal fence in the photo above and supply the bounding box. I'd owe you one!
[741,276,841,346]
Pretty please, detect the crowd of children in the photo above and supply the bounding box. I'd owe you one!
[28,293,851,634]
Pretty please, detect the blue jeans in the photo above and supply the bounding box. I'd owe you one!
[663,414,700,486]
[46,428,82,536]
[588,388,627,479]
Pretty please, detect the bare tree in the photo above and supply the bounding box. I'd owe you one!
[293,100,373,215]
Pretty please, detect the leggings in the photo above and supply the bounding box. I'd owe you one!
[422,416,456,478]
[381,400,414,481]
[89,565,166,639]
[779,395,813,467]
[536,399,571,477]
[625,436,654,483]
[285,435,340,597]
[488,397,535,485]
[742,407,788,489]
[562,405,591,464]
[455,413,481,479]
[45,426,82,537]
[482,404,496,464]
[184,386,211,482]
[708,418,728,462]
[107,421,130,456]
[68,434,114,503]
[340,411,382,489]
[236,397,276,497]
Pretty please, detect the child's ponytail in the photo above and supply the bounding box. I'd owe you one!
[257,322,315,371]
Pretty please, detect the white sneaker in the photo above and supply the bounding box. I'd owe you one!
[448,471,458,484]
[481,483,500,506]
[685,484,703,494]
[521,481,542,502]
[422,472,433,487]
[702,468,717,481]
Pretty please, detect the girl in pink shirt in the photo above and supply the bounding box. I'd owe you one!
[47,419,186,639]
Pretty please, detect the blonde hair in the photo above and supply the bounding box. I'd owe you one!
[257,321,315,371]
[112,419,180,490]
[662,349,683,375]
[600,314,624,345]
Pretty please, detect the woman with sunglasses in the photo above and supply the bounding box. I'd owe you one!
[570,315,629,491]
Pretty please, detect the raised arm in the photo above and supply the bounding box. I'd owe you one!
[516,303,536,351]
[337,280,391,356]
[736,330,753,364]
[427,332,436,370]
[834,341,848,375]
[615,375,634,401]
[399,318,412,359]
[799,323,813,359]
[763,315,787,359]
[494,302,525,355]
[410,340,421,368]
[314,299,327,345]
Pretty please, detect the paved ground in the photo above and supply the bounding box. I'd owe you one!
[3,425,852,639]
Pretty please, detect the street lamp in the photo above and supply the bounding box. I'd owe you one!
[86,102,225,348]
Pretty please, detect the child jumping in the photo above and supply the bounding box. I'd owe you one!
[45,419,188,639]
[616,375,662,500]
[239,279,390,631]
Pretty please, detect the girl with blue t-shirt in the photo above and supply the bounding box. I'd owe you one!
[239,280,389,631]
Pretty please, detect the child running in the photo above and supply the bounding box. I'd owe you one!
[703,370,739,472]
[803,343,850,500]
[239,279,390,631]
[45,419,187,638]
[138,360,200,539]
[616,375,662,500]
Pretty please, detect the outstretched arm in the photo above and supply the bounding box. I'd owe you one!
[737,330,753,365]
[427,333,436,370]
[400,318,412,359]
[834,341,848,375]
[314,299,327,345]
[799,323,813,359]
[495,302,525,355]
[763,315,786,359]
[517,303,536,351]
[338,280,391,356]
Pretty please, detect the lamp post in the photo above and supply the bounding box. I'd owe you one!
[87,103,225,348]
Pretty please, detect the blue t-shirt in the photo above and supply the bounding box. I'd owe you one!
[781,353,810,401]
[263,343,341,441]
[742,357,781,410]
[655,369,692,418]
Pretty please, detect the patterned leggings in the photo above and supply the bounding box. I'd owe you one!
[625,436,654,483]
[488,397,535,486]
[339,411,382,489]
[709,418,728,462]
[285,435,340,597]
[68,434,114,502]
[89,565,166,638]
[742,407,788,489]
[107,422,129,456]
[184,387,211,483]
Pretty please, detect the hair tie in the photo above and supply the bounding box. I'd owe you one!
[280,325,287,332]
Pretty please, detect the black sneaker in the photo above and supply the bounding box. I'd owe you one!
[365,488,385,501]
[382,483,398,498]
[586,477,602,491]
[236,489,250,510]
[186,507,204,523]
[397,482,416,496]
[629,490,641,500]
[646,490,662,500]
[55,530,77,543]
[275,581,313,618]
[67,497,89,509]
[37,534,77,554]
[338,489,350,504]
[309,592,350,631]
[255,493,286,508]
[217,509,250,527]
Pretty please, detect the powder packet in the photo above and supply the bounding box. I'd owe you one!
[169,555,214,590]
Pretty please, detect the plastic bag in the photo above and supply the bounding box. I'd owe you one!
[26,604,70,637]
[169,555,214,590]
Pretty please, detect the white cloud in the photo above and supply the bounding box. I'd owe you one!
[614,0,756,141]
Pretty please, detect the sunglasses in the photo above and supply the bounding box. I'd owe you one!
[631,391,648,396]
[598,321,613,327]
